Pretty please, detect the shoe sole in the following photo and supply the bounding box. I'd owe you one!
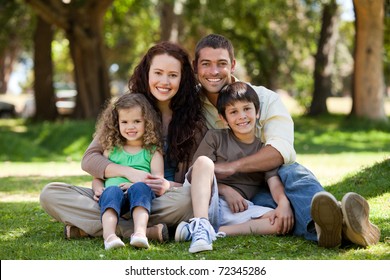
[341,192,380,247]
[64,225,89,239]
[189,244,212,253]
[311,192,342,248]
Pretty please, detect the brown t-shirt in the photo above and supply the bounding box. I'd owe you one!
[192,129,279,200]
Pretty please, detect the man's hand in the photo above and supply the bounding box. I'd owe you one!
[144,174,170,196]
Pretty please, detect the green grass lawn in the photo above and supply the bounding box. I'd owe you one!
[0,115,389,260]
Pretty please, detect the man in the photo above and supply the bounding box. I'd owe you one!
[191,33,380,248]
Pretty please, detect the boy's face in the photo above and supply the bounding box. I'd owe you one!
[195,47,236,94]
[222,100,259,142]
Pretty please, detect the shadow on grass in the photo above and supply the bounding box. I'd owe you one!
[325,158,390,200]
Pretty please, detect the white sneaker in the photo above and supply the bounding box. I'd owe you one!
[175,221,192,242]
[188,218,216,253]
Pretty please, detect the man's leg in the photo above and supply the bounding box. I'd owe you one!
[278,162,324,241]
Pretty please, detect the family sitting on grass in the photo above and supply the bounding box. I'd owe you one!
[40,34,380,253]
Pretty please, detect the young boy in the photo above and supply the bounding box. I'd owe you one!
[176,82,294,253]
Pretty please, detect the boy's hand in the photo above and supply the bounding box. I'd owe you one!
[267,200,294,234]
[220,184,248,213]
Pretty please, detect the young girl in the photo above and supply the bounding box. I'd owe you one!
[93,94,164,250]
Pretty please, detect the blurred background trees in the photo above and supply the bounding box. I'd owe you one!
[0,0,388,121]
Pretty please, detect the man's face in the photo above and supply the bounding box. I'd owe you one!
[195,47,236,94]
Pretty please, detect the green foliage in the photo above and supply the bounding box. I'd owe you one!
[182,0,321,93]
[104,0,160,81]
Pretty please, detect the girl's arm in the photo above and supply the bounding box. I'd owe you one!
[92,178,105,202]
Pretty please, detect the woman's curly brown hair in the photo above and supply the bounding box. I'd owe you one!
[94,94,162,153]
[128,41,205,165]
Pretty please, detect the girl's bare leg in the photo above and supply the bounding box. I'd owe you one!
[102,208,118,240]
[132,206,149,237]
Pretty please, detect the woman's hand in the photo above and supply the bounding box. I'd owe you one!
[144,174,170,196]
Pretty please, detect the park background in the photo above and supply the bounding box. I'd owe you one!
[0,0,389,261]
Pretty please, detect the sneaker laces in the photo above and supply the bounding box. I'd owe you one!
[188,218,218,242]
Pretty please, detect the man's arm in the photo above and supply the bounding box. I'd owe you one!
[214,145,283,179]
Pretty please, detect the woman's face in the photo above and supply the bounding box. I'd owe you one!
[148,54,182,103]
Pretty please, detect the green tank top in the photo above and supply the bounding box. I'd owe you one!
[104,146,154,188]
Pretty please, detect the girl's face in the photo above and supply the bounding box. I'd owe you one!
[148,54,182,103]
[222,100,259,143]
[118,106,145,146]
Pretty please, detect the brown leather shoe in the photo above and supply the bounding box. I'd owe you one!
[146,223,169,243]
[311,191,343,248]
[64,225,89,240]
[341,192,380,247]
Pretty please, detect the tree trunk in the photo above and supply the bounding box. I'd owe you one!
[33,16,57,121]
[351,0,387,121]
[309,0,339,116]
[26,0,113,120]
[66,11,111,119]
[0,39,18,94]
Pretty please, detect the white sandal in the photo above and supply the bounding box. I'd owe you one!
[104,234,125,250]
[130,233,149,249]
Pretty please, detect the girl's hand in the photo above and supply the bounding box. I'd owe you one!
[144,174,170,196]
[93,188,103,202]
[119,182,132,192]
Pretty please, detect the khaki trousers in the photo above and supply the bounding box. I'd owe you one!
[39,182,193,238]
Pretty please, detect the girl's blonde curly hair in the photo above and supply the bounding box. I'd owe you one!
[94,93,162,153]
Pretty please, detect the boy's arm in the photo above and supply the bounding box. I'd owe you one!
[82,137,149,182]
[267,175,294,234]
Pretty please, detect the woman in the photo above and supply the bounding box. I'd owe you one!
[40,42,206,242]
